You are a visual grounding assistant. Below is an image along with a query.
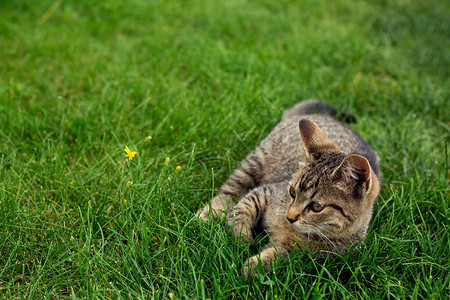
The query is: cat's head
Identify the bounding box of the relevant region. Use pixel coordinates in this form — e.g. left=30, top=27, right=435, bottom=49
left=286, top=119, right=380, bottom=242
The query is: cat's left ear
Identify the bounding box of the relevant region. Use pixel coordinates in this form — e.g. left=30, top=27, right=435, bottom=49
left=298, top=119, right=340, bottom=158
left=332, top=154, right=372, bottom=192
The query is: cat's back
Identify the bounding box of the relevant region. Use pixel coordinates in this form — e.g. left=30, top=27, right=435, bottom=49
left=258, top=113, right=380, bottom=184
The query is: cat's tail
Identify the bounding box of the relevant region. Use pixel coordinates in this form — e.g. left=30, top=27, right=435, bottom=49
left=282, top=100, right=357, bottom=124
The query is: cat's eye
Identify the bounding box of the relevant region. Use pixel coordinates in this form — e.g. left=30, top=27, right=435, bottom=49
left=289, top=186, right=296, bottom=199
left=309, top=202, right=325, bottom=213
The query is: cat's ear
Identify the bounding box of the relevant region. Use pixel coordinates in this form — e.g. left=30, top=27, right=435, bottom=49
left=298, top=119, right=340, bottom=158
left=332, top=154, right=372, bottom=192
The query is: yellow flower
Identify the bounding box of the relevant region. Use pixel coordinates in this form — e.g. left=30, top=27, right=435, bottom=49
left=165, top=157, right=170, bottom=165
left=145, top=136, right=152, bottom=143
left=126, top=181, right=133, bottom=187
left=176, top=166, right=181, bottom=173
left=124, top=146, right=137, bottom=160
left=123, top=199, right=128, bottom=204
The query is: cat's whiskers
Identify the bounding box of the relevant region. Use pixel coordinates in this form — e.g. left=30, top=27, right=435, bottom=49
left=309, top=225, right=338, bottom=251
left=317, top=226, right=337, bottom=236
left=319, top=231, right=338, bottom=251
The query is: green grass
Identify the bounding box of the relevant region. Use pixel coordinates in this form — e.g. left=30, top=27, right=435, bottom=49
left=0, top=0, right=448, bottom=298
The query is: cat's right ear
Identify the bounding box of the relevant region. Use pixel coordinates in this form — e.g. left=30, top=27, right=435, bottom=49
left=331, top=154, right=373, bottom=193
left=298, top=119, right=339, bottom=158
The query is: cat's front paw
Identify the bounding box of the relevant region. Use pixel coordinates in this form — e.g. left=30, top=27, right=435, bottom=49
left=227, top=212, right=254, bottom=243
left=242, top=256, right=260, bottom=278
left=242, top=247, right=280, bottom=278
left=196, top=205, right=210, bottom=222
left=196, top=195, right=235, bottom=222
left=196, top=205, right=225, bottom=222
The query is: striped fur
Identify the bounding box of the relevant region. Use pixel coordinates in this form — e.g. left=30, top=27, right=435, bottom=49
left=197, top=100, right=381, bottom=277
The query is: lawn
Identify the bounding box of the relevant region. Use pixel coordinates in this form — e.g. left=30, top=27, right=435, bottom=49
left=0, top=0, right=448, bottom=298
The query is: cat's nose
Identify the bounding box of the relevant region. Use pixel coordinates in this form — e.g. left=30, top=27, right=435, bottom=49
left=287, top=210, right=300, bottom=223
left=287, top=216, right=298, bottom=224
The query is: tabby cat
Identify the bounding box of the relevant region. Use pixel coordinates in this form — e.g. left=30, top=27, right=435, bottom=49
left=198, top=100, right=381, bottom=277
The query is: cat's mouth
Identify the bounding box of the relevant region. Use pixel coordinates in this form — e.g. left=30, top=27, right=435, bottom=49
left=290, top=222, right=333, bottom=240
left=290, top=222, right=318, bottom=234
left=291, top=224, right=324, bottom=241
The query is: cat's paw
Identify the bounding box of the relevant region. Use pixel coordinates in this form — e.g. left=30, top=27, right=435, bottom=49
left=196, top=195, right=234, bottom=221
left=242, top=247, right=280, bottom=278
left=235, top=227, right=254, bottom=243
left=227, top=214, right=254, bottom=243
left=196, top=205, right=210, bottom=222
left=242, top=256, right=260, bottom=278
left=196, top=205, right=225, bottom=222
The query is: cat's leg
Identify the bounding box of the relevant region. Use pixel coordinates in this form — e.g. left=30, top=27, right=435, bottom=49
left=198, top=148, right=266, bottom=221
left=226, top=186, right=268, bottom=242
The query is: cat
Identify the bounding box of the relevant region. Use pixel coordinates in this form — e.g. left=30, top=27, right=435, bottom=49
left=198, top=100, right=381, bottom=277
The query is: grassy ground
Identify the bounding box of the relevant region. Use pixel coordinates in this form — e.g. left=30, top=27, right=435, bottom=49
left=0, top=0, right=448, bottom=298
